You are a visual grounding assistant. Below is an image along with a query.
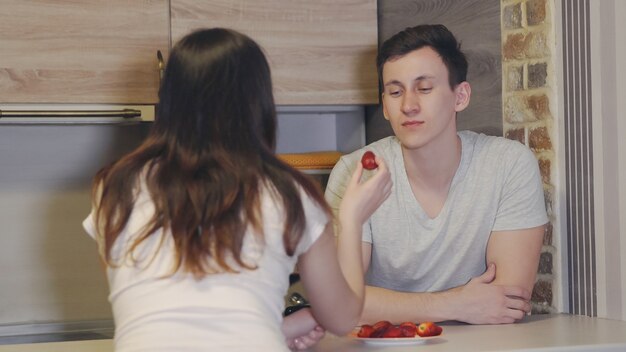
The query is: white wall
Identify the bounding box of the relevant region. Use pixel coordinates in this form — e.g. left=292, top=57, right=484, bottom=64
left=590, top=0, right=626, bottom=321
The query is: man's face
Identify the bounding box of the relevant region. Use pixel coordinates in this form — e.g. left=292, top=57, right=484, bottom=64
left=381, top=46, right=469, bottom=151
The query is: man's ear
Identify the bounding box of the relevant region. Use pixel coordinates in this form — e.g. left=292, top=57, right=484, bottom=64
left=381, top=93, right=390, bottom=121
left=454, top=81, right=471, bottom=112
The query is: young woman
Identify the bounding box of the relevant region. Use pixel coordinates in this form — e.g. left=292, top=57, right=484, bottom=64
left=83, top=28, right=391, bottom=351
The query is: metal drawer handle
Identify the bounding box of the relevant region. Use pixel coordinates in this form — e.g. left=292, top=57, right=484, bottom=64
left=0, top=109, right=141, bottom=119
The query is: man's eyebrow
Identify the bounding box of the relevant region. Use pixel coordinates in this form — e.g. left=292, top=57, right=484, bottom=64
left=383, top=75, right=435, bottom=87
left=414, top=75, right=435, bottom=82
left=383, top=80, right=403, bottom=87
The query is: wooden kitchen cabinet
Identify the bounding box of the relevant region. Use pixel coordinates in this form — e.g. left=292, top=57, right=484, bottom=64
left=0, top=0, right=170, bottom=104
left=0, top=0, right=377, bottom=106
left=170, top=0, right=379, bottom=105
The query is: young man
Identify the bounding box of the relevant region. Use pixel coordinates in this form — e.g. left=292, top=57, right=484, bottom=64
left=325, top=24, right=548, bottom=325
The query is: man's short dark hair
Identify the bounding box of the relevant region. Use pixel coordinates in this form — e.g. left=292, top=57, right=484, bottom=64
left=376, top=24, right=468, bottom=89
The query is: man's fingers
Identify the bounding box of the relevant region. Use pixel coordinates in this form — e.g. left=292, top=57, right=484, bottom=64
left=505, top=295, right=531, bottom=313
left=505, top=307, right=527, bottom=321
left=476, top=262, right=496, bottom=283
left=374, top=155, right=388, bottom=173
left=499, top=314, right=518, bottom=324
left=502, top=285, right=531, bottom=301
left=348, top=160, right=364, bottom=187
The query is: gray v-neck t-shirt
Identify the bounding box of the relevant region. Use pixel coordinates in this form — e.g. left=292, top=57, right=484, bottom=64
left=324, top=131, right=548, bottom=292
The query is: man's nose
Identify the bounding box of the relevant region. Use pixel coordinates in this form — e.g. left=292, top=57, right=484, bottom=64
left=401, top=92, right=420, bottom=115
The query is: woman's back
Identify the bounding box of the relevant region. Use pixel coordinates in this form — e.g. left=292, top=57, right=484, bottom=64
left=84, top=180, right=328, bottom=351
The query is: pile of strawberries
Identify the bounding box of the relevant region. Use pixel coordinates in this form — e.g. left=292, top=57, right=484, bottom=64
left=357, top=320, right=443, bottom=338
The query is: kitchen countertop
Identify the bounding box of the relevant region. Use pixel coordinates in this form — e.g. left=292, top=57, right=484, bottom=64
left=0, top=339, right=112, bottom=352
left=312, top=314, right=626, bottom=352
left=1, top=314, right=625, bottom=351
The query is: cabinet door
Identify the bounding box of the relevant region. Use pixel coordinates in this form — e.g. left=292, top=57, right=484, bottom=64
left=0, top=0, right=169, bottom=104
left=171, top=0, right=378, bottom=105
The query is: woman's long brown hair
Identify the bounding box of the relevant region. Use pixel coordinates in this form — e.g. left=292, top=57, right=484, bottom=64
left=93, top=28, right=330, bottom=277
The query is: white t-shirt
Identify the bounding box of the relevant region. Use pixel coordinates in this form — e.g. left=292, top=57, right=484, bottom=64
left=325, top=131, right=548, bottom=292
left=83, top=181, right=328, bottom=352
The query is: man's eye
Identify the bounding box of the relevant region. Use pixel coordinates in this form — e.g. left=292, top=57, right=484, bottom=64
left=418, top=88, right=432, bottom=93
left=389, top=90, right=402, bottom=97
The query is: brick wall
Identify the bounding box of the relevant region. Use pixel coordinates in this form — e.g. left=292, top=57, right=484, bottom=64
left=501, top=0, right=557, bottom=314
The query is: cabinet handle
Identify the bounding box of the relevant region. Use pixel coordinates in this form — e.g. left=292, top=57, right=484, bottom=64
left=0, top=109, right=141, bottom=118
left=157, top=50, right=165, bottom=83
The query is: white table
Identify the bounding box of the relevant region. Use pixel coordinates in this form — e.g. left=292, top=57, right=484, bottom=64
left=311, top=314, right=626, bottom=351
left=0, top=314, right=624, bottom=351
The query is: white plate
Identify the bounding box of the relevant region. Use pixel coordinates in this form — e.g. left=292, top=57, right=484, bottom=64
left=352, top=335, right=439, bottom=346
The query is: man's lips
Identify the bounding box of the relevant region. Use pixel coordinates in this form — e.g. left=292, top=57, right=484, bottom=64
left=402, top=120, right=424, bottom=127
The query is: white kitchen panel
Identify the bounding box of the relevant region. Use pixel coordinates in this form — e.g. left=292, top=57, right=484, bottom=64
left=275, top=105, right=366, bottom=154
left=0, top=124, right=149, bottom=328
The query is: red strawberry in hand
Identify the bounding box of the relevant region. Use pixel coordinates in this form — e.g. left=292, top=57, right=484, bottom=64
left=416, top=322, right=443, bottom=337
left=361, top=151, right=378, bottom=170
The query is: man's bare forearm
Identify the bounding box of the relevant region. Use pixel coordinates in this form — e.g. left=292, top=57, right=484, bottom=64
left=359, top=264, right=532, bottom=325
left=359, top=285, right=458, bottom=324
